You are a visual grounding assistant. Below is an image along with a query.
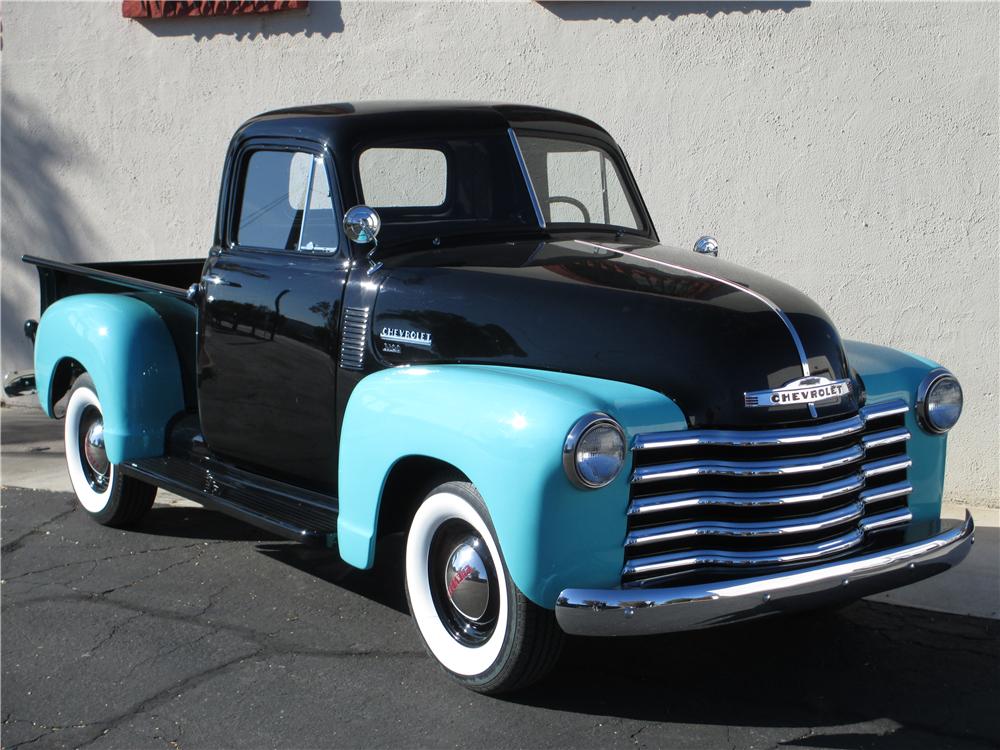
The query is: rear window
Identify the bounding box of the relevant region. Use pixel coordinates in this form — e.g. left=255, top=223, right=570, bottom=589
left=359, top=148, right=448, bottom=207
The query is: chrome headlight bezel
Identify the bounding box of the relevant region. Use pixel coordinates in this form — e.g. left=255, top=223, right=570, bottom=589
left=563, top=412, right=627, bottom=489
left=916, top=368, right=963, bottom=434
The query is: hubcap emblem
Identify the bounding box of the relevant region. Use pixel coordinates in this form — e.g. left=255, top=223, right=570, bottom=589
left=444, top=538, right=491, bottom=622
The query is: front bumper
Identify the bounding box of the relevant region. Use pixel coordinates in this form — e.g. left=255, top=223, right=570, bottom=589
left=555, top=511, right=975, bottom=636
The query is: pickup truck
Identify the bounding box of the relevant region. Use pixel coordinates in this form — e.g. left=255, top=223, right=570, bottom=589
left=17, top=102, right=973, bottom=694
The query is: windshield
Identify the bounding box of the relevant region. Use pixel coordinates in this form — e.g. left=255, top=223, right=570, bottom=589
left=514, top=133, right=642, bottom=231
left=354, top=129, right=645, bottom=250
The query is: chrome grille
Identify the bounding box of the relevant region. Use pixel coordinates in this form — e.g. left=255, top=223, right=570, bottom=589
left=624, top=400, right=912, bottom=587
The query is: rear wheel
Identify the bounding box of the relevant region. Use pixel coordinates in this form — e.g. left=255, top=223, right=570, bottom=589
left=64, top=374, right=157, bottom=527
left=404, top=481, right=563, bottom=694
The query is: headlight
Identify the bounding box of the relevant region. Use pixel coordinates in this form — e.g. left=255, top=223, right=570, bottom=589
left=563, top=413, right=626, bottom=489
left=917, top=369, right=963, bottom=434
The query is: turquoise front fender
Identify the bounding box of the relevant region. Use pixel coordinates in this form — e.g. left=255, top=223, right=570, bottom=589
left=34, top=294, right=186, bottom=464
left=337, top=365, right=685, bottom=607
left=845, top=340, right=950, bottom=523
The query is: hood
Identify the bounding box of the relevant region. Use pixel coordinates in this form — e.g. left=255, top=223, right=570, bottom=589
left=370, top=238, right=859, bottom=428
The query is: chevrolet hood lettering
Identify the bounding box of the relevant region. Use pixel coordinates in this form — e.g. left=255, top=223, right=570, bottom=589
left=744, top=376, right=852, bottom=408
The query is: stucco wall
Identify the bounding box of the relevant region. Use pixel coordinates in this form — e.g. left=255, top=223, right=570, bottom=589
left=2, top=1, right=997, bottom=506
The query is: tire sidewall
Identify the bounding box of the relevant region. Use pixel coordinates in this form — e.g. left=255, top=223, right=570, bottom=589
left=405, top=482, right=520, bottom=686
left=64, top=377, right=118, bottom=521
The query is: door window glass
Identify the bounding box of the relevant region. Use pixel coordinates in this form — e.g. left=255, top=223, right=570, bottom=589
left=236, top=150, right=339, bottom=253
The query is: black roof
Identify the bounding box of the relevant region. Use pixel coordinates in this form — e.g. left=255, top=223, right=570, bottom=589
left=235, top=101, right=613, bottom=149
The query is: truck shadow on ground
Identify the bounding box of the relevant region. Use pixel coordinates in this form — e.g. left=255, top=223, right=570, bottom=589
left=134, top=506, right=999, bottom=747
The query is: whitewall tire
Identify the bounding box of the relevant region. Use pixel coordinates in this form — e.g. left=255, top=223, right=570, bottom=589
left=64, top=374, right=157, bottom=527
left=404, top=481, right=563, bottom=694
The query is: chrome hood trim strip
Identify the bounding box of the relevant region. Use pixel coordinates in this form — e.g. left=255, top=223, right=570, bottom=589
left=575, top=238, right=820, bottom=416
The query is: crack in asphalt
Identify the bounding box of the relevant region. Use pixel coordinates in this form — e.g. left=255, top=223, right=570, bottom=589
left=2, top=541, right=223, bottom=583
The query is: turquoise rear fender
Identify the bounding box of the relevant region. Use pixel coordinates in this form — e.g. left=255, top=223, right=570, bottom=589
left=845, top=340, right=950, bottom=523
left=337, top=365, right=686, bottom=607
left=34, top=294, right=186, bottom=465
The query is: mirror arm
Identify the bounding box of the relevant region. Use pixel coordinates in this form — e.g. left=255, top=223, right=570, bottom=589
left=366, top=238, right=383, bottom=275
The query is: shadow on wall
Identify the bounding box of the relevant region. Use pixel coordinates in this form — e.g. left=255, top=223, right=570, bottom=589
left=0, top=92, right=96, bottom=374
left=538, top=1, right=810, bottom=22
left=130, top=1, right=343, bottom=40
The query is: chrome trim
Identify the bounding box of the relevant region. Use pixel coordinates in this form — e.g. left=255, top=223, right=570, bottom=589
left=859, top=481, right=913, bottom=505
left=634, top=414, right=864, bottom=450
left=556, top=512, right=974, bottom=636
left=574, top=239, right=819, bottom=413
left=862, top=455, right=912, bottom=477
left=860, top=507, right=913, bottom=532
left=632, top=400, right=909, bottom=452
left=623, top=528, right=865, bottom=577
left=628, top=474, right=866, bottom=515
left=508, top=128, right=546, bottom=229
left=861, top=426, right=911, bottom=449
left=626, top=501, right=864, bottom=546
left=631, top=445, right=863, bottom=484
left=693, top=235, right=719, bottom=257
left=339, top=307, right=370, bottom=371
left=860, top=399, right=910, bottom=420
left=444, top=536, right=492, bottom=622
left=744, top=375, right=852, bottom=409
left=562, top=412, right=625, bottom=490
left=916, top=368, right=962, bottom=434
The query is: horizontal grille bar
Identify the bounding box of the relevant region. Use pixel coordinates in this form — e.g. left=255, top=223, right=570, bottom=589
left=863, top=456, right=912, bottom=477
left=862, top=427, right=910, bottom=450
left=860, top=480, right=912, bottom=505
left=623, top=528, right=865, bottom=577
left=632, top=399, right=908, bottom=451
left=628, top=473, right=866, bottom=515
left=626, top=500, right=864, bottom=547
left=632, top=444, right=864, bottom=484
left=860, top=507, right=913, bottom=532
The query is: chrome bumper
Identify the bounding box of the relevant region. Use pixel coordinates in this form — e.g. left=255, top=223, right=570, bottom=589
left=555, top=512, right=975, bottom=637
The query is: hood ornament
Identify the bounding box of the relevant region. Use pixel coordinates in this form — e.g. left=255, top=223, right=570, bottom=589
left=693, top=236, right=719, bottom=257
left=745, top=375, right=852, bottom=408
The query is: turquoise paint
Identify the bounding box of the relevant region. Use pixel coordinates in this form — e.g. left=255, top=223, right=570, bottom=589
left=338, top=365, right=686, bottom=607
left=844, top=340, right=949, bottom=523
left=34, top=294, right=186, bottom=464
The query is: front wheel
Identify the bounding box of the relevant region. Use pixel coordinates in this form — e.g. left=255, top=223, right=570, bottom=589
left=64, top=374, right=157, bottom=527
left=404, top=481, right=563, bottom=694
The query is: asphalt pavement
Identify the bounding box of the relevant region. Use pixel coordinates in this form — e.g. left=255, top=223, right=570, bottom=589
left=2, top=405, right=999, bottom=749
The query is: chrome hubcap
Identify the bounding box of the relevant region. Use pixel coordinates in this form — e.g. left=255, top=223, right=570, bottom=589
left=443, top=537, right=491, bottom=622
left=84, top=420, right=109, bottom=477
left=78, top=406, right=109, bottom=491
left=428, top=520, right=500, bottom=646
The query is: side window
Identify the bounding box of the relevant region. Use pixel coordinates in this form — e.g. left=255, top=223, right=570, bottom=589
left=235, top=150, right=339, bottom=253
left=358, top=148, right=448, bottom=208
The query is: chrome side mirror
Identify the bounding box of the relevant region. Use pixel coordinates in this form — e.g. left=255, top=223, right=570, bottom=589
left=343, top=205, right=381, bottom=244
left=343, top=205, right=383, bottom=274
left=693, top=235, right=719, bottom=257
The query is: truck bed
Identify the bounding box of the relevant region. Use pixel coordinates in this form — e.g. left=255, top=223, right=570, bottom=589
left=23, top=254, right=204, bottom=410
left=23, top=255, right=204, bottom=312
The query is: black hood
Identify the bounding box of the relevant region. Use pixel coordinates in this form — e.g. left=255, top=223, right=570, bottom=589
left=370, top=238, right=859, bottom=428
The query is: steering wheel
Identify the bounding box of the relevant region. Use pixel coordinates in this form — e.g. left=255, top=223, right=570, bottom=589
left=546, top=196, right=591, bottom=224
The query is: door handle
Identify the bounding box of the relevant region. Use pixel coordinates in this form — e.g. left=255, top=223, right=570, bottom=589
left=203, top=274, right=241, bottom=288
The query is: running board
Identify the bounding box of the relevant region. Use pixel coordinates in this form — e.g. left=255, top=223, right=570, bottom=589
left=123, top=455, right=339, bottom=547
